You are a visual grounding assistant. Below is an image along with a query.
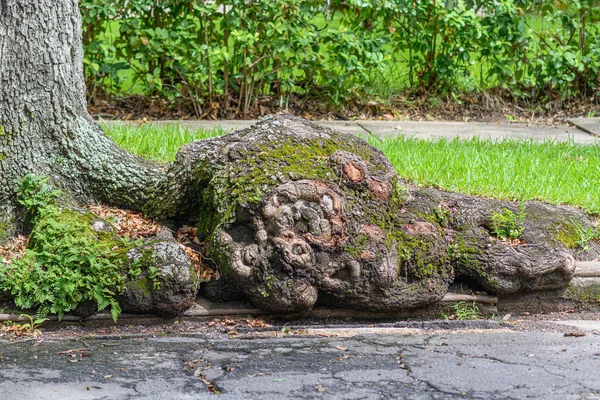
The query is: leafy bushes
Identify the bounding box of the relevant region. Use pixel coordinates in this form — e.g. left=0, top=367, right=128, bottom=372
left=0, top=176, right=128, bottom=320
left=80, top=0, right=600, bottom=115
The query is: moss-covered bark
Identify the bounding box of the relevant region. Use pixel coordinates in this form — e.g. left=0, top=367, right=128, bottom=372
left=147, top=115, right=453, bottom=312
left=405, top=188, right=596, bottom=294
left=146, top=114, right=597, bottom=313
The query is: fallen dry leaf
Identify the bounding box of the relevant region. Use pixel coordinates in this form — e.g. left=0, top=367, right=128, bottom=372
left=0, top=235, right=28, bottom=264
left=85, top=204, right=160, bottom=239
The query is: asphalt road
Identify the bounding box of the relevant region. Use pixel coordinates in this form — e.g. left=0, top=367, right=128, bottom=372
left=2, top=321, right=600, bottom=400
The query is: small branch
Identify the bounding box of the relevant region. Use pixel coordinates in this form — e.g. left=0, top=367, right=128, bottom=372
left=55, top=347, right=92, bottom=355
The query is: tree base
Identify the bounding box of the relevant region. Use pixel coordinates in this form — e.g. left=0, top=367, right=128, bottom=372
left=2, top=114, right=596, bottom=318
left=0, top=206, right=18, bottom=245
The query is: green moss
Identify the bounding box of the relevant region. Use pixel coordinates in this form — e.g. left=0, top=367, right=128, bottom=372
left=452, top=235, right=499, bottom=286
left=454, top=236, right=484, bottom=274
left=139, top=246, right=155, bottom=267
left=413, top=211, right=440, bottom=226
left=0, top=221, right=8, bottom=242
left=552, top=222, right=580, bottom=249
left=362, top=204, right=449, bottom=280
left=346, top=234, right=370, bottom=259
left=434, top=205, right=451, bottom=228
left=454, top=236, right=482, bottom=258
left=228, top=137, right=342, bottom=208
left=399, top=234, right=446, bottom=279
left=126, top=277, right=154, bottom=297
left=29, top=210, right=113, bottom=251
left=565, top=285, right=600, bottom=304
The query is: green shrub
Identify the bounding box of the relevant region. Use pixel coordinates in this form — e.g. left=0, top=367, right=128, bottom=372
left=80, top=0, right=600, bottom=111
left=0, top=176, right=132, bottom=320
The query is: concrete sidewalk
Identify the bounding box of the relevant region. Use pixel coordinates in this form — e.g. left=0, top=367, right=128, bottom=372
left=568, top=116, right=600, bottom=136
left=102, top=118, right=600, bottom=144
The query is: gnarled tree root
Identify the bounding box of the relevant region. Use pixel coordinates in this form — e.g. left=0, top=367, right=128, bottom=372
left=147, top=114, right=596, bottom=314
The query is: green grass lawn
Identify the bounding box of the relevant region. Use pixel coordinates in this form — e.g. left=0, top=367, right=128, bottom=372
left=102, top=122, right=600, bottom=214
left=368, top=136, right=600, bottom=214
left=104, top=122, right=227, bottom=162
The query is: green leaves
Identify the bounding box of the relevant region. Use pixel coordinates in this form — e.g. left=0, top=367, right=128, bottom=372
left=15, top=175, right=61, bottom=224
left=490, top=206, right=526, bottom=241
left=79, top=0, right=600, bottom=111
left=1, top=176, right=129, bottom=321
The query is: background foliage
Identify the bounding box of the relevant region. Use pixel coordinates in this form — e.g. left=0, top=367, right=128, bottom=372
left=80, top=0, right=600, bottom=117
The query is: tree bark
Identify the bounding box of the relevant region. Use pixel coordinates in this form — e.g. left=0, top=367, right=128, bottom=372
left=404, top=188, right=595, bottom=294
left=0, top=1, right=594, bottom=316
left=147, top=115, right=452, bottom=312
left=0, top=0, right=159, bottom=242
left=0, top=1, right=193, bottom=318
left=146, top=114, right=593, bottom=313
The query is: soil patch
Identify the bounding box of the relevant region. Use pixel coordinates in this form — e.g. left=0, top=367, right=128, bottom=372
left=89, top=91, right=600, bottom=126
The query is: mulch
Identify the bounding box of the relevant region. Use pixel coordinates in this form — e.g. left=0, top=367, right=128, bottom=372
left=88, top=90, right=600, bottom=126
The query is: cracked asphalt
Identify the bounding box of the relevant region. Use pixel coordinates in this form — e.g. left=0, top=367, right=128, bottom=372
left=1, top=322, right=600, bottom=399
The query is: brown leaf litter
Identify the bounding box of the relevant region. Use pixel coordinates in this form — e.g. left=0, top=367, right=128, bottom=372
left=85, top=204, right=216, bottom=282
left=85, top=204, right=160, bottom=239
left=0, top=235, right=28, bottom=265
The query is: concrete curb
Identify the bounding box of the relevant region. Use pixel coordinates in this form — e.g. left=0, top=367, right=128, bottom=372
left=568, top=117, right=600, bottom=136
left=0, top=292, right=498, bottom=323
left=2, top=261, right=598, bottom=323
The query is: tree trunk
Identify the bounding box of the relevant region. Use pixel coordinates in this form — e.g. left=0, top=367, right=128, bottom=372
left=0, top=1, right=197, bottom=318
left=0, top=0, right=159, bottom=242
